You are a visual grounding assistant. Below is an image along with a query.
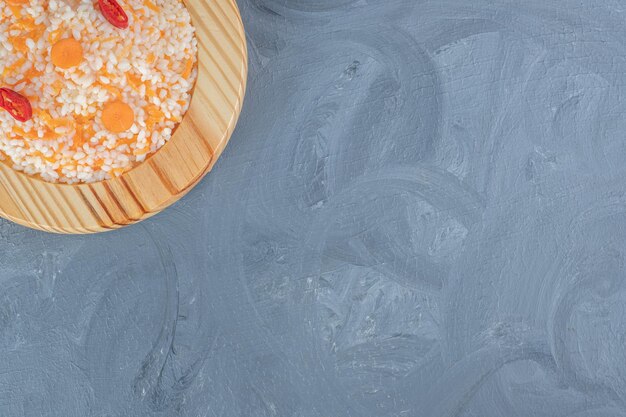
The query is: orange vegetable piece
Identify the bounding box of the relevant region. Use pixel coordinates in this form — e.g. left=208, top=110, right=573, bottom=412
left=145, top=103, right=164, bottom=129
left=50, top=38, right=83, bottom=69
left=116, top=137, right=136, bottom=146
left=31, top=25, right=46, bottom=42
left=125, top=72, right=142, bottom=90
left=13, top=126, right=37, bottom=139
left=8, top=4, right=23, bottom=18
left=133, top=146, right=149, bottom=155
left=99, top=84, right=123, bottom=100
left=51, top=80, right=64, bottom=95
left=121, top=43, right=132, bottom=58
left=18, top=17, right=36, bottom=30
left=181, top=58, right=193, bottom=79
left=110, top=167, right=126, bottom=176
left=33, top=151, right=56, bottom=163
left=74, top=123, right=85, bottom=148
left=48, top=28, right=64, bottom=44
left=144, top=0, right=159, bottom=12
left=23, top=66, right=42, bottom=80
left=9, top=36, right=28, bottom=53
left=102, top=101, right=134, bottom=133
left=4, top=57, right=26, bottom=76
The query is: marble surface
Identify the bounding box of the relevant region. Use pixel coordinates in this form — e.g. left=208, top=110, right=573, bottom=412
left=3, top=0, right=626, bottom=415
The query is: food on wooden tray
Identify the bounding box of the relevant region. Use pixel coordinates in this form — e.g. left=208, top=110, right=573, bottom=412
left=0, top=0, right=198, bottom=183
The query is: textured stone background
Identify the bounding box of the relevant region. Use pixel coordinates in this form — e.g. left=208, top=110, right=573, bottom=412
left=3, top=0, right=626, bottom=416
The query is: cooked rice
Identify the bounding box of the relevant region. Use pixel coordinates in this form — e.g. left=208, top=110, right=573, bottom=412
left=0, top=0, right=198, bottom=183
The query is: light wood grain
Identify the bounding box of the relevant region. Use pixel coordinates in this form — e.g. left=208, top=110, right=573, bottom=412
left=0, top=0, right=247, bottom=234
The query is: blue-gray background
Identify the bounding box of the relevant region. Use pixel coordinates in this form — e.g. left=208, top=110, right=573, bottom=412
left=2, top=0, right=626, bottom=416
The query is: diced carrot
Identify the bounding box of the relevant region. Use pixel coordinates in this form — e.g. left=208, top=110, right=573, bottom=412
left=33, top=151, right=56, bottom=163
left=98, top=36, right=117, bottom=43
left=13, top=126, right=34, bottom=139
left=181, top=57, right=193, bottom=79
left=146, top=103, right=164, bottom=120
left=126, top=72, right=142, bottom=90
left=3, top=57, right=26, bottom=76
left=51, top=80, right=64, bottom=95
left=99, top=84, right=122, bottom=100
left=38, top=110, right=72, bottom=130
left=145, top=104, right=164, bottom=129
left=73, top=123, right=85, bottom=148
left=85, top=125, right=95, bottom=140
left=23, top=66, right=42, bottom=79
left=48, top=28, right=64, bottom=44
left=9, top=36, right=28, bottom=53
left=32, top=26, right=45, bottom=42
left=41, top=127, right=61, bottom=140
left=116, top=137, right=136, bottom=146
left=121, top=43, right=132, bottom=58
left=144, top=0, right=159, bottom=12
left=16, top=19, right=45, bottom=41
left=38, top=110, right=53, bottom=126
left=18, top=17, right=36, bottom=29
left=8, top=4, right=22, bottom=19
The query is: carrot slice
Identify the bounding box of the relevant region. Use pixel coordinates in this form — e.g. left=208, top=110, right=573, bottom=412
left=50, top=38, right=83, bottom=69
left=102, top=101, right=134, bottom=133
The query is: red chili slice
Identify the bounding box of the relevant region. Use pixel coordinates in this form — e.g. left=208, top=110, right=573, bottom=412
left=0, top=88, right=33, bottom=122
left=98, top=0, right=129, bottom=29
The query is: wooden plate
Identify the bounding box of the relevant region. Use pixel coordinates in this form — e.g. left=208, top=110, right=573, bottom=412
left=0, top=0, right=247, bottom=234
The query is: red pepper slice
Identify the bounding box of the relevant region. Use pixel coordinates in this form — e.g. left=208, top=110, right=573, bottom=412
left=98, top=0, right=129, bottom=29
left=0, top=88, right=32, bottom=122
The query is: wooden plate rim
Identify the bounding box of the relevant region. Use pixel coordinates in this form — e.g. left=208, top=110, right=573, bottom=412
left=0, top=0, right=247, bottom=234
